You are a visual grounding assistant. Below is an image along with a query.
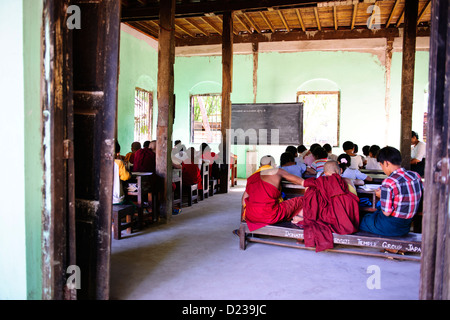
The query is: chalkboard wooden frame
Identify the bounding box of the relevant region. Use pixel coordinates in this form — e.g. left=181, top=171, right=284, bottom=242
left=231, top=102, right=303, bottom=145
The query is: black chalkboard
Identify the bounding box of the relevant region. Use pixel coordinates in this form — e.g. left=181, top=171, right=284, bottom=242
left=231, top=103, right=303, bottom=145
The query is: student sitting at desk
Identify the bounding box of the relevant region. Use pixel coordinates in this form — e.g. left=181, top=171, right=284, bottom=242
left=323, top=143, right=338, bottom=161
left=278, top=152, right=306, bottom=177
left=365, top=145, right=382, bottom=170
left=296, top=145, right=307, bottom=164
left=307, top=146, right=328, bottom=177
left=303, top=143, right=321, bottom=167
left=359, top=146, right=423, bottom=237
left=181, top=147, right=203, bottom=191
left=338, top=153, right=373, bottom=185
left=290, top=160, right=360, bottom=252
left=133, top=140, right=156, bottom=173
left=342, top=141, right=364, bottom=169
left=124, top=141, right=141, bottom=169
left=113, top=141, right=131, bottom=204
left=241, top=155, right=305, bottom=232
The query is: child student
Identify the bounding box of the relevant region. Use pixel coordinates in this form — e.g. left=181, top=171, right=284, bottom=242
left=306, top=146, right=329, bottom=177
left=359, top=146, right=423, bottom=237
left=342, top=141, right=364, bottom=169
left=323, top=143, right=338, bottom=161
left=365, top=145, right=382, bottom=170
left=338, top=153, right=373, bottom=185
left=303, top=143, right=321, bottom=167
left=296, top=145, right=308, bottom=164
left=279, top=152, right=306, bottom=177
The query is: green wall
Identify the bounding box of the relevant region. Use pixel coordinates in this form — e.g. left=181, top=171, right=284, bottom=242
left=119, top=31, right=429, bottom=179
left=0, top=0, right=43, bottom=299
left=117, top=29, right=159, bottom=154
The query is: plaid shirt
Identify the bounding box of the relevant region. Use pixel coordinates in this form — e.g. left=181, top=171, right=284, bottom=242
left=380, top=168, right=423, bottom=219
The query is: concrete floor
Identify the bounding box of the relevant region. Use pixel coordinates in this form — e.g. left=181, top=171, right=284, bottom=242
left=110, top=179, right=421, bottom=300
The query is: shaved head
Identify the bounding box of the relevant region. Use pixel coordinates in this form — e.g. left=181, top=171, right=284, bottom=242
left=324, top=160, right=340, bottom=175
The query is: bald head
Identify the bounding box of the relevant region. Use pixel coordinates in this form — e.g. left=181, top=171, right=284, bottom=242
left=323, top=160, right=341, bottom=176
left=260, top=155, right=276, bottom=167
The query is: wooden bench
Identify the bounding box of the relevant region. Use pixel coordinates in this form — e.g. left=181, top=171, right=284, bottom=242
left=238, top=221, right=422, bottom=261
left=182, top=183, right=198, bottom=206
left=200, top=162, right=210, bottom=200
left=172, top=168, right=182, bottom=209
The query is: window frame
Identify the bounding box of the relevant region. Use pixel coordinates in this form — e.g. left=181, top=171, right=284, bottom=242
left=190, top=93, right=222, bottom=144
left=134, top=87, right=153, bottom=144
left=296, top=90, right=341, bottom=147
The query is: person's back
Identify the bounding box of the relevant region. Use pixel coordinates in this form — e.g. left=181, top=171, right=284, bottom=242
left=133, top=145, right=156, bottom=173
left=279, top=152, right=306, bottom=177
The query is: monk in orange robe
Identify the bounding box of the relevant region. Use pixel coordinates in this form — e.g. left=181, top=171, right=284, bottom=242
left=241, top=156, right=305, bottom=231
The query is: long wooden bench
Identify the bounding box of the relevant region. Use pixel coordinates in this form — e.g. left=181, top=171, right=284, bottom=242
left=238, top=221, right=422, bottom=261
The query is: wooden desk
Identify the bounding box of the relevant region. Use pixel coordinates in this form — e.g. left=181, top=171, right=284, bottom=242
left=356, top=185, right=380, bottom=211
left=281, top=182, right=305, bottom=199
left=127, top=172, right=154, bottom=228
left=360, top=169, right=384, bottom=174
left=366, top=173, right=387, bottom=184
left=172, top=168, right=182, bottom=209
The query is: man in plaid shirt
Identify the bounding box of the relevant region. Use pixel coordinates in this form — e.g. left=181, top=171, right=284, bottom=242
left=359, top=146, right=423, bottom=237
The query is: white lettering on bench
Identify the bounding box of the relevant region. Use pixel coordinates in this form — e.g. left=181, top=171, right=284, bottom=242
left=334, top=238, right=350, bottom=245
left=357, top=239, right=377, bottom=247
left=381, top=242, right=403, bottom=251
left=284, top=230, right=302, bottom=239
left=406, top=244, right=421, bottom=253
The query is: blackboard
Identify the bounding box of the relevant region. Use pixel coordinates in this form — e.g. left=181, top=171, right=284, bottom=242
left=231, top=103, right=303, bottom=145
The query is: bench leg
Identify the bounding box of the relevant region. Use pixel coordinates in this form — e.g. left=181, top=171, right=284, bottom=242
left=239, top=223, right=246, bottom=250
left=113, top=210, right=120, bottom=240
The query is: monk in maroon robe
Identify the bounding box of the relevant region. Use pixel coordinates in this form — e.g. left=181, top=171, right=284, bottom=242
left=133, top=144, right=156, bottom=173
left=292, top=161, right=360, bottom=252
left=241, top=156, right=305, bottom=232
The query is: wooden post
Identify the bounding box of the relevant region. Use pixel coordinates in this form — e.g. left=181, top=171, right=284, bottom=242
left=252, top=42, right=258, bottom=104
left=419, top=0, right=450, bottom=300
left=219, top=10, right=233, bottom=193
left=156, top=0, right=175, bottom=221
left=384, top=37, right=393, bottom=146
left=399, top=0, right=418, bottom=169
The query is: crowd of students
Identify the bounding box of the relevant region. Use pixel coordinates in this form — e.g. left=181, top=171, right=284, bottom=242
left=242, top=136, right=424, bottom=249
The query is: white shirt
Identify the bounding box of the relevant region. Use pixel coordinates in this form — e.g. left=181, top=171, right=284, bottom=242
left=366, top=157, right=382, bottom=170
left=350, top=155, right=363, bottom=169
left=411, top=141, right=426, bottom=161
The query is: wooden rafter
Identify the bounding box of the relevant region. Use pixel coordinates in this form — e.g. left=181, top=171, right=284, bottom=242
left=351, top=2, right=358, bottom=30
left=295, top=8, right=305, bottom=32
left=417, top=0, right=431, bottom=25
left=235, top=13, right=252, bottom=33
left=184, top=18, right=209, bottom=36
left=386, top=0, right=401, bottom=27
left=314, top=7, right=321, bottom=31
left=217, top=15, right=238, bottom=35
left=201, top=16, right=222, bottom=35
left=260, top=11, right=275, bottom=33
left=277, top=9, right=290, bottom=31
left=333, top=6, right=337, bottom=30
left=175, top=22, right=196, bottom=38
left=396, top=8, right=405, bottom=27
left=243, top=12, right=261, bottom=33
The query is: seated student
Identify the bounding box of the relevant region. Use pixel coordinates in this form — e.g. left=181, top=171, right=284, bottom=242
left=411, top=131, right=426, bottom=177
left=241, top=155, right=305, bottom=232
left=113, top=141, right=132, bottom=204
left=307, top=146, right=328, bottom=177
left=323, top=143, right=338, bottom=161
left=365, top=145, right=382, bottom=170
left=133, top=140, right=156, bottom=173
left=303, top=143, right=321, bottom=167
left=342, top=141, right=364, bottom=170
left=359, top=146, right=423, bottom=237
left=338, top=153, right=373, bottom=185
left=278, top=152, right=306, bottom=177
left=362, top=145, right=370, bottom=158
left=124, top=141, right=141, bottom=169
left=290, top=160, right=360, bottom=252
left=296, top=145, right=308, bottom=164
left=181, top=147, right=203, bottom=191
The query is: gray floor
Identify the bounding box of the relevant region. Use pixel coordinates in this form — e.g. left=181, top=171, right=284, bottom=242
left=110, top=179, right=421, bottom=300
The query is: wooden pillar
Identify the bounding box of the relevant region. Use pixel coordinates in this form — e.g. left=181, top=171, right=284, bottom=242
left=252, top=42, right=258, bottom=104
left=384, top=37, right=394, bottom=146
left=419, top=0, right=450, bottom=300
left=399, top=0, right=418, bottom=169
left=156, top=0, right=175, bottom=221
left=219, top=10, right=233, bottom=193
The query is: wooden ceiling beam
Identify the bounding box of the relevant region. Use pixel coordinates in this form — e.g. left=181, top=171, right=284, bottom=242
left=200, top=16, right=223, bottom=35
left=333, top=6, right=337, bottom=30
left=184, top=18, right=209, bottom=36
left=243, top=12, right=261, bottom=33
left=385, top=0, right=400, bottom=27
left=235, top=13, right=253, bottom=33
left=295, top=8, right=305, bottom=32
left=260, top=11, right=275, bottom=33
left=176, top=26, right=430, bottom=47
left=121, top=0, right=332, bottom=22
left=417, top=0, right=431, bottom=25
left=313, top=7, right=321, bottom=31
left=277, top=9, right=291, bottom=31
left=350, top=3, right=358, bottom=30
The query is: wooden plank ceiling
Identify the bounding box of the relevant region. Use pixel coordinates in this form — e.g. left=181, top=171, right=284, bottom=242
left=121, top=0, right=432, bottom=46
